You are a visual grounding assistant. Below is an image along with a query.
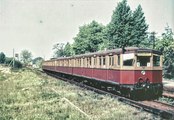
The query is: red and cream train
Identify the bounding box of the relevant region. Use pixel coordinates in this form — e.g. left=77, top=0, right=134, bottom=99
left=42, top=47, right=163, bottom=99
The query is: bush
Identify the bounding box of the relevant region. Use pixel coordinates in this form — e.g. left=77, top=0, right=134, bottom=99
left=0, top=52, right=6, bottom=64
left=5, top=57, right=23, bottom=69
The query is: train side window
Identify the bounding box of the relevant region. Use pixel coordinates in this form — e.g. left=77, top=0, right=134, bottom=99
left=77, top=59, right=79, bottom=67
left=77, top=59, right=78, bottom=67
left=78, top=59, right=80, bottom=67
left=81, top=58, right=83, bottom=67
left=103, top=56, right=105, bottom=66
left=79, top=58, right=82, bottom=67
left=86, top=58, right=89, bottom=67
left=87, top=57, right=91, bottom=68
left=109, top=56, right=114, bottom=66
left=93, top=57, right=96, bottom=67
left=118, top=55, right=120, bottom=66
left=75, top=59, right=77, bottom=67
left=63, top=60, right=65, bottom=66
left=89, top=57, right=91, bottom=67
left=68, top=59, right=70, bottom=67
left=153, top=55, right=160, bottom=66
left=99, top=57, right=102, bottom=66
left=67, top=59, right=69, bottom=67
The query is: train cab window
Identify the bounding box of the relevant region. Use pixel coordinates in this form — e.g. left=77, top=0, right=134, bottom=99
left=153, top=55, right=160, bottom=66
left=137, top=56, right=150, bottom=67
left=123, top=53, right=134, bottom=66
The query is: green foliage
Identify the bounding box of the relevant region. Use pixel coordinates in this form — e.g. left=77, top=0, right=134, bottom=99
left=107, top=0, right=133, bottom=49
left=53, top=43, right=65, bottom=57
left=107, top=0, right=148, bottom=49
left=132, top=5, right=148, bottom=47
left=20, top=50, right=32, bottom=65
left=53, top=42, right=73, bottom=57
left=64, top=42, right=73, bottom=57
left=14, top=60, right=23, bottom=69
left=155, top=26, right=174, bottom=79
left=32, top=57, right=44, bottom=68
left=0, top=52, right=6, bottom=64
left=73, top=20, right=105, bottom=54
left=5, top=57, right=22, bottom=68
left=98, top=26, right=110, bottom=50
left=51, top=0, right=148, bottom=55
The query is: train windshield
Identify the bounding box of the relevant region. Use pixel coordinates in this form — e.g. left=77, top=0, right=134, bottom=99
left=137, top=56, right=151, bottom=67
left=123, top=53, right=134, bottom=66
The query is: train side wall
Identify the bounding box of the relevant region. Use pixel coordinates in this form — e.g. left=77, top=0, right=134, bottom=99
left=43, top=65, right=162, bottom=85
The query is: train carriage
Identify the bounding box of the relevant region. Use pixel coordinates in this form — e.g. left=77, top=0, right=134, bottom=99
left=42, top=47, right=163, bottom=99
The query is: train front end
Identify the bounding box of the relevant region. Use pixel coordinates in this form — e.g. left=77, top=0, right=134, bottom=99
left=120, top=49, right=163, bottom=99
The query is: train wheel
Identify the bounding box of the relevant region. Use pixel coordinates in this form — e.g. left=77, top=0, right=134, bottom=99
left=130, top=90, right=137, bottom=100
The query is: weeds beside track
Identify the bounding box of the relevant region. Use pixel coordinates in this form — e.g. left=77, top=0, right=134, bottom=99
left=45, top=70, right=174, bottom=119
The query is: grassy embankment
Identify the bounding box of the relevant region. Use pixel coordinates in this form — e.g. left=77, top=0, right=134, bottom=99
left=0, top=66, right=157, bottom=120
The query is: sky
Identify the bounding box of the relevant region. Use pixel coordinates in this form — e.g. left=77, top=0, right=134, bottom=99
left=0, top=0, right=173, bottom=60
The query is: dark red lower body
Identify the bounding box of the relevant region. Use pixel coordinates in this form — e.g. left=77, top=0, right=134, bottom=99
left=43, top=66, right=163, bottom=99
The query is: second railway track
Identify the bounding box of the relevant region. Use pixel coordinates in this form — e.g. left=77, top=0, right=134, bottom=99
left=41, top=70, right=174, bottom=119
left=163, top=92, right=174, bottom=100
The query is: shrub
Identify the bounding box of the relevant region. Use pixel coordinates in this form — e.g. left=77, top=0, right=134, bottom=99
left=5, top=57, right=23, bottom=69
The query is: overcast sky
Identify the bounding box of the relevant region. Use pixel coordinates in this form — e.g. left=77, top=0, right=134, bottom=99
left=0, top=0, right=173, bottom=60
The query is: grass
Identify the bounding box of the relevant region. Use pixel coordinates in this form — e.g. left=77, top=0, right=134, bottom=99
left=158, top=97, right=174, bottom=106
left=0, top=66, right=158, bottom=120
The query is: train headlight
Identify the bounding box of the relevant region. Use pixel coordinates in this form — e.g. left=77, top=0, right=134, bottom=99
left=141, top=70, right=146, bottom=75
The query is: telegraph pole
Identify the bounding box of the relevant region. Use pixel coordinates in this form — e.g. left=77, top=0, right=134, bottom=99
left=13, top=48, right=15, bottom=68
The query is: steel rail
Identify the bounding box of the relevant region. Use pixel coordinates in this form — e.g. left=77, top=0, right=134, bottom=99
left=163, top=92, right=174, bottom=100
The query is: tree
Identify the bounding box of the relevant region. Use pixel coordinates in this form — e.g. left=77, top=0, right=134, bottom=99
left=0, top=52, right=6, bottom=64
left=107, top=0, right=133, bottom=49
left=32, top=57, right=44, bottom=68
left=64, top=42, right=73, bottom=57
left=20, top=50, right=32, bottom=65
left=98, top=26, right=110, bottom=50
left=149, top=32, right=157, bottom=49
left=73, top=20, right=105, bottom=54
left=155, top=25, right=174, bottom=79
left=107, top=0, right=148, bottom=49
left=132, top=5, right=148, bottom=47
left=53, top=43, right=65, bottom=57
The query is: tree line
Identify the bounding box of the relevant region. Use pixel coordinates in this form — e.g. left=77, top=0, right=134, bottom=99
left=53, top=0, right=148, bottom=56
left=53, top=0, right=174, bottom=79
left=0, top=50, right=43, bottom=69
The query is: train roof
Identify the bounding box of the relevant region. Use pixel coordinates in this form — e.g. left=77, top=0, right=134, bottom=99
left=47, top=47, right=162, bottom=61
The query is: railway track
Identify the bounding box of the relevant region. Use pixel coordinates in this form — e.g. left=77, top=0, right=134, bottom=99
left=163, top=92, right=174, bottom=100
left=164, top=86, right=174, bottom=93
left=40, top=70, right=174, bottom=119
